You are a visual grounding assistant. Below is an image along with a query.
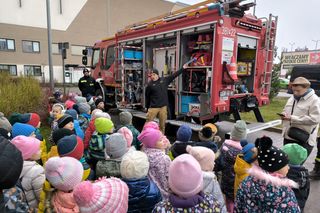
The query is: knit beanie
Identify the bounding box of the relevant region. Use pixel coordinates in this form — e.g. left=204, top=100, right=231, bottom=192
left=119, top=111, right=132, bottom=125
left=0, top=136, right=23, bottom=189
left=78, top=102, right=91, bottom=114
left=169, top=154, right=203, bottom=198
left=120, top=151, right=149, bottom=179
left=45, top=156, right=83, bottom=192
left=199, top=126, right=213, bottom=140
left=117, top=127, right=133, bottom=147
left=91, top=109, right=102, bottom=119
left=256, top=136, right=289, bottom=173
left=0, top=128, right=12, bottom=139
left=0, top=112, right=12, bottom=131
left=65, top=109, right=78, bottom=120
left=75, top=96, right=87, bottom=104
left=143, top=121, right=159, bottom=130
left=95, top=98, right=104, bottom=107
left=12, top=122, right=36, bottom=138
left=26, top=113, right=41, bottom=128
left=137, top=128, right=162, bottom=148
left=52, top=128, right=74, bottom=145
left=95, top=117, right=114, bottom=134
left=241, top=139, right=257, bottom=163
left=73, top=177, right=129, bottom=213
left=8, top=112, right=30, bottom=125
left=176, top=125, right=192, bottom=142
left=186, top=145, right=215, bottom=171
left=95, top=111, right=111, bottom=120
left=105, top=133, right=128, bottom=159
left=11, top=135, right=41, bottom=160
left=57, top=135, right=84, bottom=160
left=282, top=143, right=307, bottom=165
left=231, top=120, right=247, bottom=141
left=65, top=100, right=75, bottom=110
left=57, top=114, right=74, bottom=128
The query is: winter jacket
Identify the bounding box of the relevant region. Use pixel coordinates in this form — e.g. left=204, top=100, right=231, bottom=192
left=202, top=172, right=227, bottom=213
left=123, top=177, right=162, bottom=213
left=48, top=145, right=59, bottom=159
left=20, top=161, right=45, bottom=209
left=78, top=113, right=91, bottom=134
left=96, top=159, right=121, bottom=178
left=287, top=165, right=310, bottom=211
left=144, top=148, right=171, bottom=199
left=234, top=165, right=300, bottom=212
left=145, top=68, right=183, bottom=108
left=125, top=124, right=141, bottom=150
left=282, top=89, right=320, bottom=146
left=152, top=192, right=222, bottom=213
left=215, top=139, right=242, bottom=200
left=233, top=154, right=252, bottom=197
left=84, top=119, right=95, bottom=150
left=52, top=191, right=79, bottom=213
left=87, top=132, right=108, bottom=161
left=73, top=120, right=84, bottom=140
left=78, top=75, right=96, bottom=97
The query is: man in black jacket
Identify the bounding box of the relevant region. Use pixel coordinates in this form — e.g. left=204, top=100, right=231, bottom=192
left=145, top=63, right=188, bottom=133
left=78, top=68, right=96, bottom=98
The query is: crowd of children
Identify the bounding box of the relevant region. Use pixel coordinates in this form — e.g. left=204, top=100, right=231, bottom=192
left=0, top=92, right=313, bottom=213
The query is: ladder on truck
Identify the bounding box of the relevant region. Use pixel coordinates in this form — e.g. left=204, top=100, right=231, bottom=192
left=261, top=14, right=278, bottom=97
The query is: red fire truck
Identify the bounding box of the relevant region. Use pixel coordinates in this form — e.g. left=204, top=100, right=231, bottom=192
left=87, top=0, right=277, bottom=125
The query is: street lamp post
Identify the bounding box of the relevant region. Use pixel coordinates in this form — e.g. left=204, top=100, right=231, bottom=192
left=46, top=0, right=54, bottom=91
left=312, top=39, right=320, bottom=51
left=289, top=42, right=295, bottom=52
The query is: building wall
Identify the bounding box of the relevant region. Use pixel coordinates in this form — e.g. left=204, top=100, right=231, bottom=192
left=0, top=0, right=186, bottom=83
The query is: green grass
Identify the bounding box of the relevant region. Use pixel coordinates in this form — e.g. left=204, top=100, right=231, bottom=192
left=240, top=97, right=289, bottom=123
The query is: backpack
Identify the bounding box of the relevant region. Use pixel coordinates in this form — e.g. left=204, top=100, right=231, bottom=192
left=3, top=178, right=33, bottom=213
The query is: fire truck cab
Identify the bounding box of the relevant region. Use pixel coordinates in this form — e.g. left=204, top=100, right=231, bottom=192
left=89, top=0, right=277, bottom=124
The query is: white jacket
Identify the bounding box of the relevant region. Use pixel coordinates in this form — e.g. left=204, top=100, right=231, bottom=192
left=282, top=89, right=320, bottom=146
left=202, top=171, right=227, bottom=213
left=20, top=161, right=45, bottom=209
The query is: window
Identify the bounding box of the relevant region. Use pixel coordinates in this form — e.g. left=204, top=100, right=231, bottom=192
left=0, top=64, right=17, bottom=75
left=22, top=40, right=40, bottom=53
left=52, top=43, right=61, bottom=54
left=24, top=65, right=42, bottom=76
left=105, top=46, right=115, bottom=70
left=0, top=38, right=15, bottom=51
left=92, top=48, right=100, bottom=68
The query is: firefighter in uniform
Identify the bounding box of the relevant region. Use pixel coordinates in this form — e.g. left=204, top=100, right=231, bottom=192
left=145, top=62, right=189, bottom=133
left=78, top=68, right=96, bottom=99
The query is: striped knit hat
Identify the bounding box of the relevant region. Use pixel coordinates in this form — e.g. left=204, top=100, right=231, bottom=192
left=45, top=156, right=83, bottom=192
left=73, top=177, right=129, bottom=213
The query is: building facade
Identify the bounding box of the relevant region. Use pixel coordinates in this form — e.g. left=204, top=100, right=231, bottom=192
left=0, top=0, right=186, bottom=83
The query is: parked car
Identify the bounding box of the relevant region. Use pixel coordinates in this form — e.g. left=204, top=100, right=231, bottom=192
left=288, top=65, right=320, bottom=96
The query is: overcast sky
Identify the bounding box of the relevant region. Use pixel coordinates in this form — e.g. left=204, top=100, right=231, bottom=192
left=168, top=0, right=320, bottom=52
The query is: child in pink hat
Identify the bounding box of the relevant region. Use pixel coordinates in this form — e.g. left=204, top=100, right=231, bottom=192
left=45, top=156, right=83, bottom=213
left=11, top=136, right=45, bottom=210
left=73, top=177, right=129, bottom=213
left=138, top=128, right=171, bottom=198
left=186, top=145, right=226, bottom=212
left=117, top=126, right=135, bottom=151
left=153, top=154, right=223, bottom=212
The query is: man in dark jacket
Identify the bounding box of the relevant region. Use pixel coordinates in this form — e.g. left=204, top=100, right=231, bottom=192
left=145, top=63, right=189, bottom=133
left=78, top=68, right=96, bottom=98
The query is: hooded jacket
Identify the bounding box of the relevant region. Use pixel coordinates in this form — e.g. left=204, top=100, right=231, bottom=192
left=233, top=154, right=253, bottom=197
left=20, top=161, right=45, bottom=209
left=234, top=165, right=300, bottom=212
left=123, top=177, right=162, bottom=213
left=144, top=148, right=171, bottom=199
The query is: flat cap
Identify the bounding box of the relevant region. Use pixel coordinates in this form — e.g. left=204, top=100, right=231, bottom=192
left=291, top=77, right=311, bottom=86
